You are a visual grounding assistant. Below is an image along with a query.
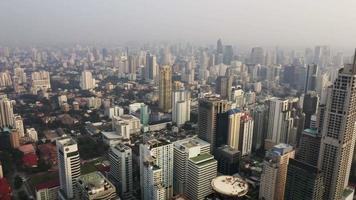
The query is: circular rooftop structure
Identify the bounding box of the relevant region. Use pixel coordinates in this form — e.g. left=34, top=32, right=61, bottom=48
left=211, top=176, right=249, bottom=197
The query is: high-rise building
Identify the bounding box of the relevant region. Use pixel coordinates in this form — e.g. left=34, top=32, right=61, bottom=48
left=296, top=128, right=321, bottom=167
left=31, top=71, right=51, bottom=94
left=198, top=96, right=231, bottom=153
left=57, top=136, right=81, bottom=200
left=172, top=90, right=190, bottom=126
left=215, top=76, right=232, bottom=100
left=145, top=53, right=158, bottom=82
left=173, top=137, right=210, bottom=194
left=140, top=104, right=150, bottom=126
left=215, top=145, right=240, bottom=175
left=77, top=171, right=117, bottom=200
left=284, top=159, right=324, bottom=200
left=265, top=97, right=302, bottom=149
left=250, top=47, right=264, bottom=65
left=80, top=70, right=96, bottom=90
left=0, top=97, right=14, bottom=128
left=159, top=65, right=172, bottom=112
left=259, top=143, right=295, bottom=200
left=14, top=115, right=25, bottom=137
left=140, top=139, right=173, bottom=200
left=108, top=143, right=133, bottom=197
left=318, top=59, right=356, bottom=199
left=186, top=153, right=217, bottom=200
left=223, top=45, right=234, bottom=65
left=303, top=92, right=319, bottom=129
left=251, top=104, right=268, bottom=151
left=239, top=113, right=254, bottom=156
left=305, top=64, right=318, bottom=93
left=10, top=129, right=20, bottom=149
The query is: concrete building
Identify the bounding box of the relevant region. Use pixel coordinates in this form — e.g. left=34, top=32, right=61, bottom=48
left=211, top=176, right=249, bottom=199
left=108, top=143, right=133, bottom=197
left=26, top=128, right=38, bottom=142
left=112, top=115, right=140, bottom=139
left=259, top=143, right=295, bottom=200
left=77, top=171, right=117, bottom=200
left=57, top=136, right=81, bottom=200
left=186, top=153, right=217, bottom=200
left=215, top=146, right=240, bottom=175
left=0, top=97, right=14, bottom=128
left=10, top=129, right=20, bottom=149
left=31, top=71, right=51, bottom=94
left=215, top=76, right=232, bottom=100
left=173, top=137, right=210, bottom=194
left=319, top=61, right=356, bottom=199
left=140, top=139, right=173, bottom=200
left=13, top=115, right=24, bottom=137
left=239, top=113, right=254, bottom=156
left=159, top=65, right=172, bottom=112
left=172, top=90, right=190, bottom=126
left=144, top=53, right=158, bottom=82
left=80, top=70, right=96, bottom=90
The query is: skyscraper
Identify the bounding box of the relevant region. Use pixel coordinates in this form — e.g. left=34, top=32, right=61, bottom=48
left=305, top=64, right=318, bottom=94
left=215, top=76, right=232, bottom=100
left=250, top=47, right=264, bottom=65
left=173, top=137, right=210, bottom=194
left=159, top=65, right=172, bottom=112
left=186, top=153, right=217, bottom=200
left=80, top=70, right=96, bottom=90
left=172, top=90, right=190, bottom=126
left=198, top=96, right=231, bottom=153
left=239, top=113, right=254, bottom=156
left=57, top=136, right=81, bottom=200
left=297, top=128, right=321, bottom=167
left=0, top=97, right=14, bottom=128
left=251, top=104, right=268, bottom=151
left=223, top=45, right=234, bottom=65
left=31, top=71, right=51, bottom=94
left=108, top=143, right=133, bottom=198
left=303, top=91, right=319, bottom=129
left=216, top=108, right=241, bottom=150
left=145, top=53, right=158, bottom=82
left=318, top=58, right=356, bottom=199
left=259, top=143, right=295, bottom=200
left=284, top=159, right=324, bottom=200
left=140, top=139, right=173, bottom=200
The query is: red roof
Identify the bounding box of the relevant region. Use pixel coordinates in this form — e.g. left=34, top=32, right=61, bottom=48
left=35, top=179, right=59, bottom=191
left=18, top=144, right=36, bottom=155
left=0, top=178, right=12, bottom=200
left=22, top=153, right=39, bottom=167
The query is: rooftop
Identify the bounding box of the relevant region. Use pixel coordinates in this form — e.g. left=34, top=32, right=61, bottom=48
left=77, top=171, right=115, bottom=196
left=211, top=176, right=249, bottom=197
left=189, top=153, right=214, bottom=164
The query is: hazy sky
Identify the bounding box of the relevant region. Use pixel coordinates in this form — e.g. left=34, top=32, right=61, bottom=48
left=1, top=0, right=356, bottom=48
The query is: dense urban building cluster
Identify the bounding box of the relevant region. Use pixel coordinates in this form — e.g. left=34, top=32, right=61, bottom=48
left=0, top=40, right=355, bottom=200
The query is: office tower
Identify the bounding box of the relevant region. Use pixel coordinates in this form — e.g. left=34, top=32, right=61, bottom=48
left=186, top=153, right=217, bottom=200
left=223, top=45, right=234, bottom=65
left=57, top=136, right=81, bottom=200
left=284, top=159, right=324, bottom=200
left=77, top=172, right=117, bottom=200
left=13, top=115, right=24, bottom=137
left=318, top=59, right=356, bottom=199
left=303, top=91, right=319, bottom=128
left=140, top=104, right=149, bottom=126
left=215, top=146, right=240, bottom=175
left=215, top=76, right=232, bottom=100
left=0, top=97, right=14, bottom=128
left=159, top=65, right=172, bottom=112
left=145, top=53, right=158, bottom=82
left=305, top=64, right=318, bottom=93
left=80, top=70, right=96, bottom=90
left=217, top=39, right=223, bottom=54
left=259, top=143, right=295, bottom=200
left=140, top=139, right=173, bottom=199
left=172, top=90, right=190, bottom=126
left=250, top=47, right=264, bottom=65
left=128, top=54, right=138, bottom=74
left=31, top=71, right=51, bottom=94
left=108, top=143, right=133, bottom=197
left=296, top=128, right=321, bottom=167
left=215, top=108, right=240, bottom=151
left=314, top=46, right=330, bottom=68
left=10, top=129, right=20, bottom=149
left=239, top=113, right=254, bottom=156
left=173, top=137, right=210, bottom=194
left=304, top=48, right=314, bottom=65
left=198, top=96, right=231, bottom=153
left=251, top=104, right=267, bottom=151
left=215, top=39, right=224, bottom=65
